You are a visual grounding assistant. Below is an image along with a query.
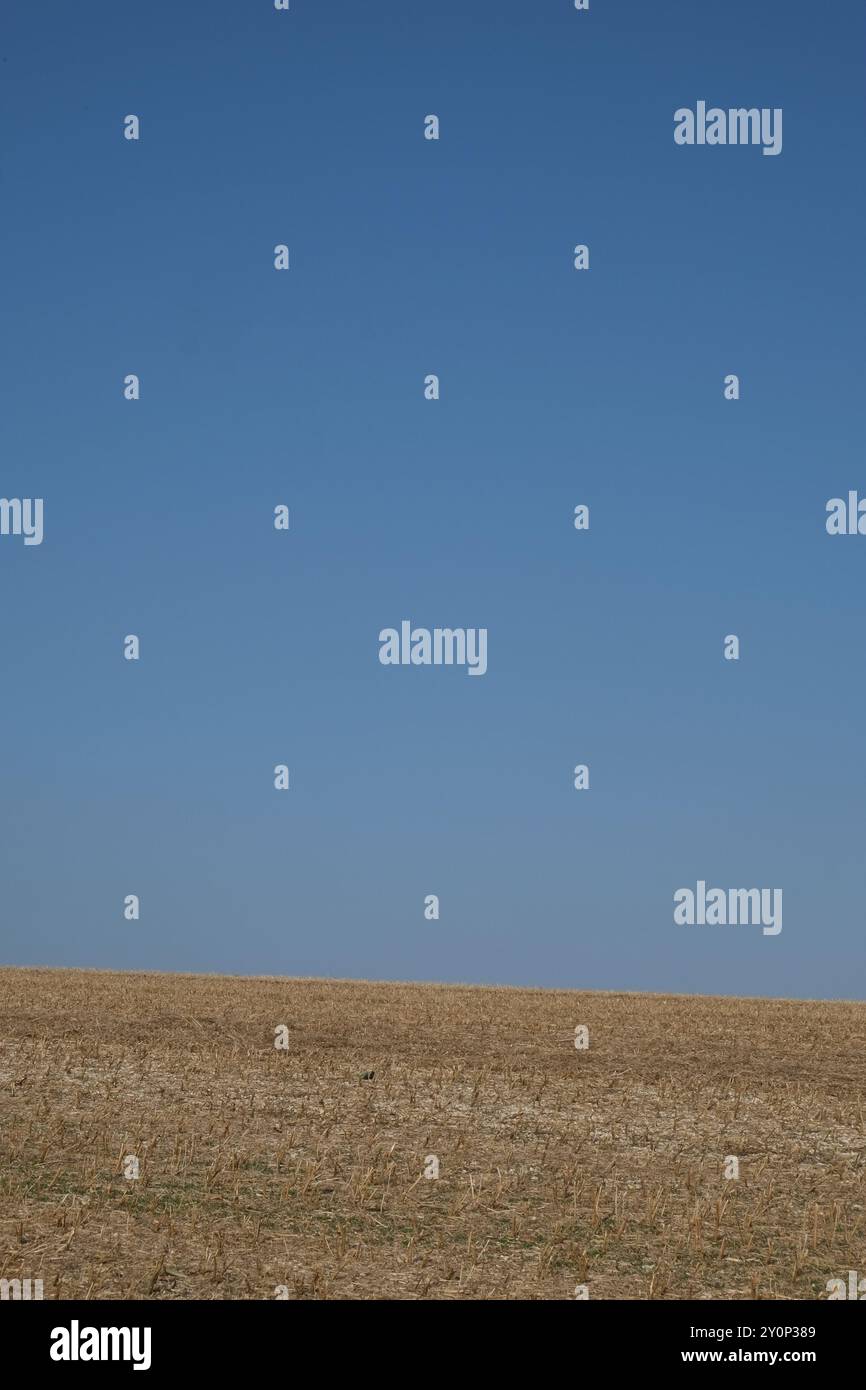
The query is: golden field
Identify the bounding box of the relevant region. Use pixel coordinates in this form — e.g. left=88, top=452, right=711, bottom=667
left=0, top=967, right=863, bottom=1300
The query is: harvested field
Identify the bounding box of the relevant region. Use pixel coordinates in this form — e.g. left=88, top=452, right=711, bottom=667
left=0, top=967, right=863, bottom=1300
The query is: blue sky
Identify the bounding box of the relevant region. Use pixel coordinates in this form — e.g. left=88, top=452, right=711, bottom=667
left=1, top=0, right=864, bottom=999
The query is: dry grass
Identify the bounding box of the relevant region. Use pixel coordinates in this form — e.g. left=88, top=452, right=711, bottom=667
left=0, top=967, right=863, bottom=1300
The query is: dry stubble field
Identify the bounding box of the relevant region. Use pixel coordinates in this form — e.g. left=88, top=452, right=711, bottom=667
left=0, top=967, right=864, bottom=1300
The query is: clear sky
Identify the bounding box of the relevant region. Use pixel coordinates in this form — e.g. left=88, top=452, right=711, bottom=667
left=2, top=0, right=864, bottom=999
